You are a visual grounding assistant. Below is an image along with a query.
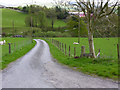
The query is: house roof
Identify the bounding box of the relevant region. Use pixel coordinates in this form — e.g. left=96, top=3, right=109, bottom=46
left=69, top=12, right=85, bottom=17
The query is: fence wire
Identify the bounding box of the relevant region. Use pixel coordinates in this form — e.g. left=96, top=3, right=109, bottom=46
left=46, top=37, right=118, bottom=60
left=2, top=38, right=32, bottom=57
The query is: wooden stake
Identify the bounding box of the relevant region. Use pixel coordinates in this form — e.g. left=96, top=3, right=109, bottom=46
left=117, top=44, right=120, bottom=60
left=14, top=43, right=16, bottom=51
left=60, top=42, right=61, bottom=50
left=65, top=44, right=66, bottom=56
left=74, top=47, right=76, bottom=57
left=62, top=43, right=64, bottom=52
left=69, top=45, right=70, bottom=57
left=80, top=46, right=85, bottom=57
left=8, top=43, right=11, bottom=54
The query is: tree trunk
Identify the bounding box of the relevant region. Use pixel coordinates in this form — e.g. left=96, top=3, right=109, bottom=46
left=88, top=24, right=96, bottom=58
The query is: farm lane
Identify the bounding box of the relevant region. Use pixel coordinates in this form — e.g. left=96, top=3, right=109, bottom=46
left=2, top=39, right=118, bottom=88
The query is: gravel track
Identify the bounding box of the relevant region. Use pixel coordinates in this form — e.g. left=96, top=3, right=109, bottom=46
left=2, top=39, right=118, bottom=88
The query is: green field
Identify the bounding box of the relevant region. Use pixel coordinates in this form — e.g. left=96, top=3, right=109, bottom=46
left=51, top=37, right=118, bottom=59
left=45, top=37, right=118, bottom=80
left=47, top=18, right=67, bottom=28
left=2, top=8, right=66, bottom=28
left=1, top=37, right=36, bottom=69
left=2, top=9, right=27, bottom=27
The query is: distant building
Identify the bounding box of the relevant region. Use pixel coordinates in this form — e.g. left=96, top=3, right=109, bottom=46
left=69, top=11, right=93, bottom=17
left=69, top=12, right=85, bottom=17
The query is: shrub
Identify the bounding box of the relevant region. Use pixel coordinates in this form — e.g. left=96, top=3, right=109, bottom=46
left=33, top=31, right=71, bottom=37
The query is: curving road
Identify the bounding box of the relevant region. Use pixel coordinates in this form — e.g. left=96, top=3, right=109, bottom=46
left=2, top=39, right=118, bottom=88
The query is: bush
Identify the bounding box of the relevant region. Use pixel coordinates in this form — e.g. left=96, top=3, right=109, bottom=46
left=33, top=32, right=46, bottom=37
left=62, top=32, right=71, bottom=37
left=2, top=32, right=6, bottom=37
left=46, top=31, right=56, bottom=37
left=33, top=31, right=71, bottom=37
left=46, top=31, right=71, bottom=37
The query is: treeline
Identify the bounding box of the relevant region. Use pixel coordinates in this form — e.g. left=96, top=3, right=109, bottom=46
left=18, top=5, right=69, bottom=20
left=18, top=5, right=69, bottom=29
left=4, top=5, right=118, bottom=38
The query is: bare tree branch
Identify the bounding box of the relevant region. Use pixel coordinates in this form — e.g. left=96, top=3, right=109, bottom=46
left=75, top=0, right=87, bottom=17
left=99, top=1, right=118, bottom=18
left=97, top=0, right=109, bottom=18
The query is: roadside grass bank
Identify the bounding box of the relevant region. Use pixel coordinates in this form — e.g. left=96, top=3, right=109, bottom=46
left=44, top=38, right=118, bottom=80
left=1, top=38, right=36, bottom=69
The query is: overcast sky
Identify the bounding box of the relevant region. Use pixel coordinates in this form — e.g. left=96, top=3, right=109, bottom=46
left=0, top=0, right=118, bottom=7
left=0, top=0, right=55, bottom=7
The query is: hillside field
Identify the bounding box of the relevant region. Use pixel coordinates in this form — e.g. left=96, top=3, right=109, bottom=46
left=2, top=8, right=67, bottom=28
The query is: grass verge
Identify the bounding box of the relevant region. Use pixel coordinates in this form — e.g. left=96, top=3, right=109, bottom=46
left=45, top=39, right=118, bottom=80
left=2, top=40, right=36, bottom=69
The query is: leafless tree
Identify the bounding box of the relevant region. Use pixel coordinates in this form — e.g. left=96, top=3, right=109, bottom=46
left=73, top=0, right=118, bottom=58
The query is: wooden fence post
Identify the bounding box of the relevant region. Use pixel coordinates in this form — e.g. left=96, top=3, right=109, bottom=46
left=54, top=40, right=55, bottom=46
left=56, top=40, right=57, bottom=47
left=69, top=45, right=70, bottom=57
left=62, top=43, right=64, bottom=52
left=52, top=39, right=53, bottom=44
left=74, top=47, right=76, bottom=57
left=56, top=40, right=57, bottom=46
left=57, top=41, right=59, bottom=48
left=117, top=44, right=120, bottom=60
left=65, top=44, right=66, bottom=56
left=8, top=43, right=11, bottom=54
left=56, top=40, right=58, bottom=47
left=60, top=42, right=61, bottom=50
left=80, top=46, right=85, bottom=57
left=14, top=43, right=16, bottom=51
left=58, top=41, right=59, bottom=49
left=55, top=40, right=56, bottom=46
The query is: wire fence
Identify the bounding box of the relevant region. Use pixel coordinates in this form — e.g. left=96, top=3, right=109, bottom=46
left=2, top=39, right=32, bottom=57
left=45, top=38, right=87, bottom=58
left=45, top=37, right=119, bottom=60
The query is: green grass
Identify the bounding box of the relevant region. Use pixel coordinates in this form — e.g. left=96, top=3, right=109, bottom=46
left=52, top=37, right=118, bottom=59
left=2, top=27, right=35, bottom=35
left=47, top=18, right=67, bottom=28
left=2, top=8, right=28, bottom=27
left=1, top=37, right=36, bottom=69
left=44, top=37, right=118, bottom=80
left=1, top=8, right=67, bottom=36
left=2, top=8, right=66, bottom=28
